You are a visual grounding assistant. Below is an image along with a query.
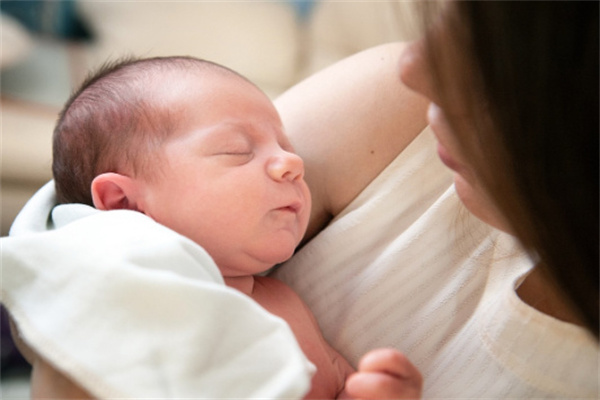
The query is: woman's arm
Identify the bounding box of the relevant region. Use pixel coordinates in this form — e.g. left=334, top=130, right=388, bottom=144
left=275, top=42, right=428, bottom=241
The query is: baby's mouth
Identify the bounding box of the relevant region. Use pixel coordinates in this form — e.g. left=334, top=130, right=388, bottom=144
left=277, top=201, right=302, bottom=214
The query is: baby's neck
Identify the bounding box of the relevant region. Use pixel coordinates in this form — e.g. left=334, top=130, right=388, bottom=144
left=224, top=275, right=256, bottom=295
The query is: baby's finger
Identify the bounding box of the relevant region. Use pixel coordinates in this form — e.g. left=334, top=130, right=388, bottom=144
left=358, top=348, right=422, bottom=385
left=345, top=371, right=420, bottom=400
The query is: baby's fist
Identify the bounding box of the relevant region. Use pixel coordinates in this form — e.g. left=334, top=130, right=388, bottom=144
left=345, top=348, right=422, bottom=400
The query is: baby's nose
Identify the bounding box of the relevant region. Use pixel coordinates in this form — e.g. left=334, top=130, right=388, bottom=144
left=267, top=151, right=304, bottom=182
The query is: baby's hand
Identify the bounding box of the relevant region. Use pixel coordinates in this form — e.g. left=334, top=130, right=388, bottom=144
left=344, top=348, right=422, bottom=400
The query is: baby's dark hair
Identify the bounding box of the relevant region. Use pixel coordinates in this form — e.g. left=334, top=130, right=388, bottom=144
left=53, top=56, right=252, bottom=206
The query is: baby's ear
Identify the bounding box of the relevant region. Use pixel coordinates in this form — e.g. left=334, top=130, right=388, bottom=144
left=91, top=173, right=141, bottom=211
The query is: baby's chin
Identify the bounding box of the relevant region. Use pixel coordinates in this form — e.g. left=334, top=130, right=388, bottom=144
left=222, top=245, right=298, bottom=277
left=259, top=244, right=300, bottom=272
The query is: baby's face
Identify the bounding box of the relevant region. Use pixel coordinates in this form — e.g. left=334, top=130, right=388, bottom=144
left=137, top=71, right=311, bottom=277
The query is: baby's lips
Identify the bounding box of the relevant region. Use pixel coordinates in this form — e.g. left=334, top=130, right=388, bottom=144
left=277, top=201, right=302, bottom=213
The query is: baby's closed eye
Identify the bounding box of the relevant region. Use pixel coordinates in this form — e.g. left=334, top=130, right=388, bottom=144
left=213, top=148, right=254, bottom=165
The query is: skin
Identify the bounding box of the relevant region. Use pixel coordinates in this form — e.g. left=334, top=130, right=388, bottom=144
left=93, top=69, right=312, bottom=293
left=275, top=42, right=428, bottom=399
left=274, top=43, right=429, bottom=243
left=14, top=44, right=428, bottom=399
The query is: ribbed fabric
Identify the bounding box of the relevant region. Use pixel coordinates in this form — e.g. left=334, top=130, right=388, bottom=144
left=274, top=128, right=599, bottom=398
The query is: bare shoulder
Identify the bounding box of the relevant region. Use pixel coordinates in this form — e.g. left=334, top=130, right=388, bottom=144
left=252, top=276, right=324, bottom=328
left=252, top=276, right=308, bottom=308
left=276, top=43, right=428, bottom=241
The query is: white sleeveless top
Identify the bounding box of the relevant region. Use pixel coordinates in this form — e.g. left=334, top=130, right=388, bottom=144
left=274, top=128, right=599, bottom=398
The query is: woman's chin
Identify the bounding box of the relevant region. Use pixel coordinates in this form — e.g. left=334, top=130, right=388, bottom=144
left=453, top=174, right=511, bottom=234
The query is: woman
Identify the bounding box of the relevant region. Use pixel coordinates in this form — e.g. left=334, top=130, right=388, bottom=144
left=274, top=1, right=598, bottom=398
left=403, top=1, right=599, bottom=335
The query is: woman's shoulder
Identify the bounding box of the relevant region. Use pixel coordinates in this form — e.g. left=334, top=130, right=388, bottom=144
left=276, top=43, right=429, bottom=240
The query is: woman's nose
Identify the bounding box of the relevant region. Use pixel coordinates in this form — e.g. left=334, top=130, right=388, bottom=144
left=399, top=39, right=435, bottom=102
left=267, top=150, right=304, bottom=182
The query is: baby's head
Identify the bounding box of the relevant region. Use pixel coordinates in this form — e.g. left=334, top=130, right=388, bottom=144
left=53, top=56, right=311, bottom=276
left=54, top=56, right=249, bottom=206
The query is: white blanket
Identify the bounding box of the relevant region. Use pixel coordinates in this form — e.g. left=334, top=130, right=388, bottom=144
left=1, top=182, right=314, bottom=399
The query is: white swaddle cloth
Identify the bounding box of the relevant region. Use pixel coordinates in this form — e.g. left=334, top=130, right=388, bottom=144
left=2, top=182, right=314, bottom=399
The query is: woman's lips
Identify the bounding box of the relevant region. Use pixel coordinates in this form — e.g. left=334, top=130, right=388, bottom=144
left=436, top=141, right=461, bottom=172
left=428, top=103, right=463, bottom=173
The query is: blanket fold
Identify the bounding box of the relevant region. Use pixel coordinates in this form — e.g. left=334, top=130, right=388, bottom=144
left=1, top=181, right=313, bottom=399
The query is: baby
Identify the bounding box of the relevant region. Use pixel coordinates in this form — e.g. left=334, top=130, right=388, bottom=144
left=51, top=56, right=418, bottom=399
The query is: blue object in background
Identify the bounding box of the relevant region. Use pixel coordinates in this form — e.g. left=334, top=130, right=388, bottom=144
left=0, top=0, right=92, bottom=40
left=287, top=0, right=317, bottom=21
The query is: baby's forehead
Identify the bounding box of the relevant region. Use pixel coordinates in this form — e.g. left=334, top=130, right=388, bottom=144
left=143, top=66, right=251, bottom=106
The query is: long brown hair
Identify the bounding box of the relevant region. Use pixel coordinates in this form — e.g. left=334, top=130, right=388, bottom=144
left=424, top=1, right=598, bottom=336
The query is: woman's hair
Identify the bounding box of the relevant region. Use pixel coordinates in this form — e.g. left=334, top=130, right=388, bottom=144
left=52, top=56, right=252, bottom=206
left=423, top=2, right=598, bottom=336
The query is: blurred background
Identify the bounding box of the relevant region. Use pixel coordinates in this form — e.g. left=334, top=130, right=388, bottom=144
left=1, top=0, right=420, bottom=397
